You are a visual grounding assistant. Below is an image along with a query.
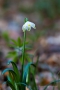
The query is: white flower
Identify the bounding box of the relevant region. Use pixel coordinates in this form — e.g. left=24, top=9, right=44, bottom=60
left=22, top=21, right=36, bottom=32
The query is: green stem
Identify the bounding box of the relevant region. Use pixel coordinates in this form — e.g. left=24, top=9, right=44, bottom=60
left=21, top=18, right=28, bottom=90
left=21, top=31, right=26, bottom=90
left=22, top=31, right=26, bottom=81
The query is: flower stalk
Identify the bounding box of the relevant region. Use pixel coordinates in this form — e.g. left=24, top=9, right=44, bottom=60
left=21, top=18, right=36, bottom=82
left=22, top=30, right=26, bottom=80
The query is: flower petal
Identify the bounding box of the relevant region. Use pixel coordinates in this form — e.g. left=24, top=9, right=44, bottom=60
left=22, top=21, right=36, bottom=32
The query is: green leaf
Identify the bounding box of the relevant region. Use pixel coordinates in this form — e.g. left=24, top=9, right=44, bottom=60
left=8, top=44, right=15, bottom=48
left=17, top=82, right=27, bottom=86
left=25, top=45, right=32, bottom=50
left=13, top=55, right=18, bottom=62
left=2, top=32, right=10, bottom=43
left=25, top=41, right=29, bottom=45
left=2, top=68, right=16, bottom=75
left=7, top=51, right=16, bottom=58
left=3, top=80, right=16, bottom=90
left=2, top=68, right=19, bottom=84
left=11, top=39, right=18, bottom=46
left=25, top=53, right=32, bottom=62
left=15, top=83, right=19, bottom=90
left=31, top=73, right=38, bottom=90
left=23, top=62, right=35, bottom=84
left=8, top=72, right=20, bottom=90
left=17, top=82, right=32, bottom=90
left=2, top=68, right=17, bottom=81
left=6, top=80, right=16, bottom=90
left=7, top=60, right=20, bottom=82
left=8, top=51, right=16, bottom=55
left=17, top=37, right=22, bottom=47
left=7, top=73, right=15, bottom=86
left=19, top=56, right=22, bottom=64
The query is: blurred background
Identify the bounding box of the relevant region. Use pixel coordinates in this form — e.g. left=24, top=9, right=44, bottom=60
left=0, top=0, right=60, bottom=90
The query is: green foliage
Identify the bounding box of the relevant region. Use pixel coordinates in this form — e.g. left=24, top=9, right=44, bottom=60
left=8, top=61, right=20, bottom=82
left=23, top=62, right=34, bottom=83
left=7, top=36, right=32, bottom=63
left=2, top=32, right=10, bottom=45
left=2, top=18, right=38, bottom=90
left=2, top=60, right=37, bottom=90
left=2, top=17, right=60, bottom=90
left=2, top=67, right=17, bottom=90
left=34, top=0, right=60, bottom=18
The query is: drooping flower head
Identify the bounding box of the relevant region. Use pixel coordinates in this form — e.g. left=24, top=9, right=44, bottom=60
left=22, top=21, right=36, bottom=32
